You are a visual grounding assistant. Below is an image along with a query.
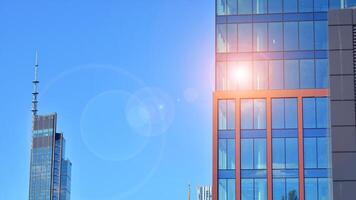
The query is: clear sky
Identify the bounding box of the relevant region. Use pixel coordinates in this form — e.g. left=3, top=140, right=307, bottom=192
left=0, top=1, right=215, bottom=199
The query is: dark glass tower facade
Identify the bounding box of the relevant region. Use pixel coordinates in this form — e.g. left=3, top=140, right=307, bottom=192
left=212, top=0, right=356, bottom=200
left=28, top=59, right=71, bottom=200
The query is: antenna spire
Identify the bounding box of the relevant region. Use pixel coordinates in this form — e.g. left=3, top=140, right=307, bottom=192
left=32, top=52, right=39, bottom=116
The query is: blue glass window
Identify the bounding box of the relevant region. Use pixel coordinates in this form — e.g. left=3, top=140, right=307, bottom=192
left=317, top=137, right=329, bottom=168
left=254, top=99, right=266, bottom=129
left=219, top=179, right=236, bottom=200
left=217, top=0, right=227, bottom=15
left=268, top=23, right=283, bottom=51
left=315, top=21, right=328, bottom=50
left=304, top=138, right=317, bottom=168
left=231, top=61, right=253, bottom=90
left=283, top=0, right=297, bottom=13
left=284, top=60, right=299, bottom=89
left=241, top=179, right=254, bottom=200
left=273, top=179, right=285, bottom=200
left=254, top=61, right=268, bottom=90
left=227, top=139, right=236, bottom=169
left=227, top=100, right=236, bottom=129
left=305, top=178, right=318, bottom=200
left=273, top=138, right=285, bottom=168
left=254, top=139, right=267, bottom=169
left=216, top=62, right=227, bottom=90
left=219, top=139, right=227, bottom=169
left=285, top=98, right=298, bottom=129
left=217, top=24, right=227, bottom=53
left=330, top=0, right=342, bottom=9
left=241, top=99, right=253, bottom=129
left=238, top=0, right=253, bottom=14
left=238, top=24, right=253, bottom=52
left=227, top=0, right=238, bottom=15
left=219, top=179, right=227, bottom=200
left=253, top=23, right=268, bottom=52
left=268, top=0, right=282, bottom=13
left=219, top=100, right=228, bottom=130
left=255, top=179, right=267, bottom=200
left=242, top=139, right=254, bottom=169
left=272, top=99, right=285, bottom=129
left=316, top=98, right=328, bottom=128
left=228, top=179, right=236, bottom=200
left=285, top=138, right=298, bottom=168
left=318, top=178, right=330, bottom=200
left=314, top=0, right=328, bottom=11
left=227, top=24, right=237, bottom=52
left=269, top=60, right=284, bottom=89
left=300, top=60, right=315, bottom=89
left=286, top=179, right=299, bottom=199
left=284, top=22, right=298, bottom=51
left=303, top=98, right=316, bottom=128
left=253, top=0, right=267, bottom=14
left=346, top=0, right=356, bottom=7
left=299, top=22, right=314, bottom=50
left=316, top=59, right=328, bottom=88
left=299, top=0, right=313, bottom=12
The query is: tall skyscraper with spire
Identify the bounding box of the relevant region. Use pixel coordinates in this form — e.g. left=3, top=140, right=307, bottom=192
left=28, top=53, right=72, bottom=200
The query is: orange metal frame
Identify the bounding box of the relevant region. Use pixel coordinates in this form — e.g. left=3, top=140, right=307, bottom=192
left=212, top=89, right=328, bottom=200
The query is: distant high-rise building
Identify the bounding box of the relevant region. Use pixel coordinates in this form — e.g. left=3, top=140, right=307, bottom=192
left=28, top=54, right=72, bottom=200
left=197, top=186, right=212, bottom=200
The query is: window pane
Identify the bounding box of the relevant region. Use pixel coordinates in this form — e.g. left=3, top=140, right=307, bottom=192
left=227, top=24, right=237, bottom=52
left=254, top=139, right=267, bottom=169
left=284, top=22, right=299, bottom=51
left=254, top=99, right=266, bottom=129
left=299, top=0, right=313, bottom=12
left=228, top=179, right=236, bottom=200
left=305, top=178, right=318, bottom=200
left=299, top=22, right=314, bottom=50
left=330, top=0, right=342, bottom=9
left=273, top=179, right=286, bottom=200
left=318, top=178, right=331, bottom=200
left=314, top=0, right=328, bottom=11
left=269, top=60, right=284, bottom=89
left=227, top=100, right=236, bottom=129
left=315, top=21, right=328, bottom=50
left=235, top=61, right=253, bottom=90
left=253, top=0, right=267, bottom=14
left=219, top=100, right=227, bottom=130
left=300, top=60, right=315, bottom=89
left=304, top=138, right=317, bottom=168
left=268, top=23, right=283, bottom=51
left=273, top=138, right=285, bottom=168
left=316, top=98, right=328, bottom=128
left=254, top=23, right=268, bottom=52
left=316, top=59, right=328, bottom=88
left=217, top=24, right=227, bottom=53
left=268, top=0, right=282, bottom=13
left=272, top=99, right=285, bottom=129
left=284, top=0, right=297, bottom=12
left=286, top=178, right=299, bottom=200
left=241, top=99, right=253, bottom=129
left=242, top=139, right=254, bottom=169
left=227, top=0, right=238, bottom=15
left=238, top=0, right=252, bottom=14
left=219, top=139, right=227, bottom=169
left=219, top=179, right=228, bottom=200
left=241, top=179, right=254, bottom=200
left=238, top=24, right=253, bottom=52
left=254, top=61, right=268, bottom=90
left=217, top=0, right=227, bottom=15
left=217, top=62, right=227, bottom=90
left=317, top=138, right=329, bottom=168
left=303, top=98, right=316, bottom=128
left=286, top=138, right=298, bottom=168
left=227, top=139, right=236, bottom=169
left=346, top=0, right=356, bottom=7
left=284, top=60, right=299, bottom=89
left=228, top=62, right=238, bottom=90
left=285, top=98, right=298, bottom=129
left=255, top=179, right=267, bottom=200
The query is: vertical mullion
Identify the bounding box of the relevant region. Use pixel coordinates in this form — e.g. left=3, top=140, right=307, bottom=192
left=267, top=97, right=273, bottom=200
left=298, top=97, right=305, bottom=200
left=236, top=97, right=241, bottom=200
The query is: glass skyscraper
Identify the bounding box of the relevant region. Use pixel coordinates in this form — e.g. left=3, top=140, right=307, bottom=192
left=28, top=58, right=72, bottom=200
left=213, top=0, right=356, bottom=200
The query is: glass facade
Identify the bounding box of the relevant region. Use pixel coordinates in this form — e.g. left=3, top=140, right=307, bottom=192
left=214, top=0, right=339, bottom=199
left=29, top=114, right=72, bottom=200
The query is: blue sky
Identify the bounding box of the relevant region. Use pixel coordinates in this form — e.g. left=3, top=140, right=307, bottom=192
left=0, top=1, right=215, bottom=199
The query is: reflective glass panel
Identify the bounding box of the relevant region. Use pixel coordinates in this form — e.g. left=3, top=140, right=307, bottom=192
left=316, top=98, right=328, bottom=128
left=273, top=179, right=285, bottom=200
left=316, top=59, right=328, bottom=88
left=217, top=62, right=227, bottom=90
left=217, top=24, right=227, bottom=53
left=299, top=22, right=314, bottom=50
left=217, top=0, right=227, bottom=15
left=254, top=61, right=268, bottom=90
left=315, top=21, right=328, bottom=50
left=284, top=0, right=297, bottom=12
left=318, top=178, right=330, bottom=200
left=314, top=0, right=328, bottom=11
left=219, top=179, right=228, bottom=200
left=286, top=138, right=298, bottom=168
left=269, top=60, right=284, bottom=89
left=254, top=23, right=268, bottom=52
left=238, top=0, right=253, bottom=14
left=253, top=0, right=267, bottom=14
left=227, top=24, right=238, bottom=52
left=227, top=0, right=238, bottom=15
left=254, top=99, right=266, bottom=129
left=272, top=99, right=285, bottom=129
left=254, top=139, right=267, bottom=169
left=227, top=139, right=236, bottom=169
left=228, top=179, right=236, bottom=200
left=273, top=138, right=285, bottom=169
left=285, top=98, right=298, bottom=129
left=305, top=178, right=318, bottom=200
left=300, top=60, right=315, bottom=89
left=219, top=139, right=227, bottom=169
left=284, top=22, right=299, bottom=51
left=317, top=138, right=329, bottom=168
left=284, top=60, right=299, bottom=89
left=286, top=179, right=299, bottom=200
left=242, top=139, right=254, bottom=169
left=303, top=98, right=316, bottom=128
left=241, top=99, right=253, bottom=129
left=304, top=138, right=317, bottom=168
left=242, top=179, right=254, bottom=200
left=268, top=23, right=283, bottom=51
left=239, top=24, right=253, bottom=52
left=268, top=0, right=282, bottom=13
left=227, top=100, right=236, bottom=129
left=255, top=179, right=267, bottom=200
left=219, top=100, right=227, bottom=130
left=299, top=0, right=313, bottom=12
